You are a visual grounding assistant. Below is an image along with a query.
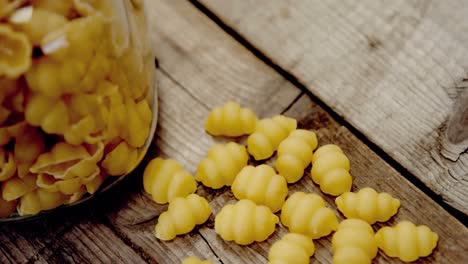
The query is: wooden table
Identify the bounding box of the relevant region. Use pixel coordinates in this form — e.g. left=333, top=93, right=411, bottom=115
left=1, top=0, right=467, bottom=263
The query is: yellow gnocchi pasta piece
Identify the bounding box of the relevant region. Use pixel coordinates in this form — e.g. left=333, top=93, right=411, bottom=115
left=36, top=174, right=83, bottom=195
left=268, top=233, right=315, bottom=264
left=311, top=144, right=352, bottom=196
left=281, top=192, right=338, bottom=239
left=102, top=141, right=138, bottom=176
left=195, top=142, right=248, bottom=189
left=247, top=115, right=297, bottom=160
left=215, top=199, right=278, bottom=245
left=0, top=196, right=16, bottom=218
left=1, top=173, right=37, bottom=201
left=121, top=98, right=152, bottom=148
left=375, top=221, right=439, bottom=262
left=181, top=257, right=213, bottom=264
left=143, top=158, right=197, bottom=204
left=155, top=194, right=211, bottom=241
left=205, top=102, right=258, bottom=137
left=332, top=219, right=378, bottom=264
left=0, top=24, right=32, bottom=78
left=10, top=7, right=67, bottom=45
left=276, top=129, right=318, bottom=183
left=335, top=187, right=400, bottom=224
left=17, top=188, right=68, bottom=216
left=0, top=149, right=16, bottom=181
left=231, top=164, right=288, bottom=213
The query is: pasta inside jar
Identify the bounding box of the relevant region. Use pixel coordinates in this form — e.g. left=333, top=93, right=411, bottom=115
left=0, top=0, right=157, bottom=220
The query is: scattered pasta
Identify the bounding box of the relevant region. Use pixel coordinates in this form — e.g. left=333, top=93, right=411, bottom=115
left=155, top=194, right=211, bottom=241
left=375, top=221, right=439, bottom=262
left=247, top=115, right=297, bottom=160
left=335, top=187, right=400, bottom=224
left=143, top=158, right=197, bottom=204
left=311, top=144, right=352, bottom=196
left=215, top=199, right=278, bottom=245
left=268, top=233, right=315, bottom=264
left=181, top=257, right=213, bottom=264
left=231, top=164, right=288, bottom=213
left=205, top=101, right=257, bottom=137
left=332, top=219, right=378, bottom=264
left=195, top=142, right=248, bottom=189
left=281, top=192, right=338, bottom=239
left=276, top=129, right=318, bottom=183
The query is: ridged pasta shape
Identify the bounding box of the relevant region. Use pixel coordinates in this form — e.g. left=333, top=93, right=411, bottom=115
left=0, top=196, right=16, bottom=218
left=311, top=144, right=352, bottom=196
left=195, top=142, right=248, bottom=189
left=1, top=174, right=37, bottom=201
left=0, top=149, right=16, bottom=181
left=332, top=219, right=378, bottom=264
left=276, top=129, right=318, bottom=183
left=102, top=141, right=139, bottom=176
left=155, top=194, right=211, bottom=241
left=215, top=199, right=279, bottom=245
left=32, top=0, right=74, bottom=16
left=181, top=257, right=213, bottom=264
left=247, top=115, right=297, bottom=160
left=335, top=187, right=400, bottom=224
left=143, top=158, right=197, bottom=204
left=205, top=101, right=258, bottom=137
left=0, top=25, right=32, bottom=78
left=231, top=165, right=288, bottom=213
left=375, top=221, right=439, bottom=262
left=281, top=192, right=338, bottom=239
left=17, top=188, right=68, bottom=216
left=268, top=233, right=315, bottom=264
left=25, top=94, right=70, bottom=135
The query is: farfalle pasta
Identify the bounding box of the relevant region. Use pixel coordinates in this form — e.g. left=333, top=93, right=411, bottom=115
left=205, top=101, right=258, bottom=137
left=215, top=199, right=278, bottom=245
left=247, top=115, right=297, bottom=160
left=0, top=0, right=155, bottom=219
left=143, top=158, right=197, bottom=204
left=231, top=164, right=288, bottom=213
left=268, top=233, right=315, bottom=264
left=195, top=142, right=248, bottom=189
left=335, top=187, right=400, bottom=224
left=155, top=194, right=211, bottom=241
left=311, top=144, right=352, bottom=196
left=281, top=192, right=338, bottom=239
left=276, top=129, right=318, bottom=183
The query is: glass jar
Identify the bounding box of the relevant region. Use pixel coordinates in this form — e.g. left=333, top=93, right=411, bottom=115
left=0, top=0, right=157, bottom=221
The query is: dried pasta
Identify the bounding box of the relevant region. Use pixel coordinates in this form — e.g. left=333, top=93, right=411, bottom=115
left=181, top=257, right=213, bottom=264
left=205, top=101, right=257, bottom=137
left=268, top=233, right=315, bottom=264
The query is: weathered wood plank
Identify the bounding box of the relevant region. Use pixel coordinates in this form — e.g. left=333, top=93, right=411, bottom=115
left=198, top=0, right=468, bottom=213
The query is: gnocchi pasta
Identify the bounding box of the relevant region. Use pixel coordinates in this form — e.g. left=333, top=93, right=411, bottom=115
left=231, top=164, right=288, bottom=213
left=195, top=142, right=248, bottom=189
left=281, top=192, right=338, bottom=239
left=276, top=129, right=318, bottom=183
left=143, top=158, right=197, bottom=204
left=205, top=101, right=258, bottom=137
left=375, top=221, right=439, bottom=262
left=215, top=199, right=278, bottom=245
left=247, top=115, right=297, bottom=160
left=332, top=219, right=378, bottom=264
left=268, top=233, right=315, bottom=264
left=155, top=194, right=211, bottom=241
left=335, top=187, right=400, bottom=224
left=311, top=144, right=352, bottom=196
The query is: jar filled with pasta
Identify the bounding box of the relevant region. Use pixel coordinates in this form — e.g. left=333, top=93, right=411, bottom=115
left=0, top=0, right=157, bottom=220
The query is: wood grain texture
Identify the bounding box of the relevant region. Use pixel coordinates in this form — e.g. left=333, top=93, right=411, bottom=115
left=199, top=0, right=468, bottom=213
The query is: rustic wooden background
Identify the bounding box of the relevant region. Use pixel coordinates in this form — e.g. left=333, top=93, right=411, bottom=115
left=1, top=0, right=467, bottom=263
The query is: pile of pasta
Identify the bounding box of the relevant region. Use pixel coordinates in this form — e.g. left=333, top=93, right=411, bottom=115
left=0, top=0, right=153, bottom=218
left=144, top=102, right=439, bottom=264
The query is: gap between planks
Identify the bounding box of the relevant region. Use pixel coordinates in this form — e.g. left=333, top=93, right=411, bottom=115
left=187, top=0, right=468, bottom=224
